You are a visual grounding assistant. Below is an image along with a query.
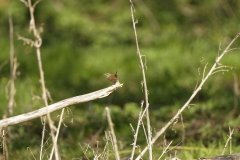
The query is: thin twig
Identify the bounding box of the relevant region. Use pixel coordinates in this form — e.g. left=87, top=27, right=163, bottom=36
left=1, top=1, right=17, bottom=159
left=211, top=69, right=229, bottom=75
left=40, top=121, right=46, bottom=160
left=133, top=0, right=160, bottom=32
left=202, top=63, right=208, bottom=81
left=222, top=127, right=234, bottom=155
left=101, top=132, right=110, bottom=160
left=214, top=65, right=234, bottom=71
left=27, top=147, right=37, bottom=160
left=2, top=129, right=8, bottom=160
left=158, top=141, right=172, bottom=160
left=40, top=134, right=50, bottom=159
left=78, top=143, right=90, bottom=160
left=180, top=114, right=185, bottom=145
left=194, top=62, right=201, bottom=91
left=227, top=47, right=240, bottom=52
left=49, top=108, right=65, bottom=159
left=130, top=101, right=144, bottom=159
left=0, top=60, right=8, bottom=71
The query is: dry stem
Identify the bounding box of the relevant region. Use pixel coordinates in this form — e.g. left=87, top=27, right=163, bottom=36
left=19, top=0, right=57, bottom=158
left=105, top=107, right=120, bottom=160
left=129, top=1, right=152, bottom=159
left=130, top=101, right=144, bottom=159
left=8, top=0, right=16, bottom=116
left=49, top=108, right=65, bottom=159
left=1, top=1, right=17, bottom=159
left=2, top=129, right=8, bottom=160
left=222, top=127, right=234, bottom=155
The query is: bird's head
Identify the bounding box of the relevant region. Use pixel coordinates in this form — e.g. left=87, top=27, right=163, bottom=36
left=104, top=73, right=111, bottom=78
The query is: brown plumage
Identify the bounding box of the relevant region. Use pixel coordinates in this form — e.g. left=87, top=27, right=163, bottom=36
left=104, top=71, right=118, bottom=84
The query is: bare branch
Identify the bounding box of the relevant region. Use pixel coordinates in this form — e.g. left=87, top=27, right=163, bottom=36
left=17, top=34, right=35, bottom=46
left=33, top=0, right=41, bottom=9
left=227, top=47, right=240, bottom=52
left=0, top=83, right=123, bottom=128
left=202, top=63, right=208, bottom=81
left=19, top=0, right=28, bottom=7
left=222, top=127, right=234, bottom=155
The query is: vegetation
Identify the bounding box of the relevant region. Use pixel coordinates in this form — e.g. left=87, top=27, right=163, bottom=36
left=0, top=0, right=240, bottom=159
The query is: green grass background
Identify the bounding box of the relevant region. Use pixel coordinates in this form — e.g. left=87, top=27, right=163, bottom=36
left=0, top=0, right=240, bottom=159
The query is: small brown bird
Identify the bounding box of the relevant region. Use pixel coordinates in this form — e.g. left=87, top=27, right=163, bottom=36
left=104, top=71, right=118, bottom=84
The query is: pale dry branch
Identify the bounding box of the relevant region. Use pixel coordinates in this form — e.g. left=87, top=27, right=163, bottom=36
left=19, top=0, right=28, bottom=6
left=20, top=0, right=55, bottom=158
left=101, top=132, right=111, bottom=160
left=17, top=34, right=35, bottom=46
left=158, top=141, right=172, bottom=160
left=0, top=83, right=123, bottom=128
left=194, top=60, right=202, bottom=91
left=211, top=69, right=229, bottom=75
left=227, top=47, right=240, bottom=52
left=1, top=1, right=17, bottom=159
left=7, top=0, right=17, bottom=116
left=0, top=60, right=8, bottom=71
left=209, top=64, right=234, bottom=82
left=218, top=43, right=222, bottom=57
left=27, top=147, right=37, bottom=160
left=214, top=65, right=234, bottom=71
left=133, top=0, right=160, bottom=32
left=105, top=107, right=120, bottom=160
left=180, top=114, right=185, bottom=144
left=7, top=58, right=18, bottom=116
left=130, top=100, right=144, bottom=159
left=135, top=33, right=240, bottom=160
left=40, top=121, right=46, bottom=160
left=49, top=108, right=65, bottom=159
left=32, top=0, right=41, bottom=8
left=129, top=1, right=152, bottom=159
left=78, top=143, right=90, bottom=160
left=2, top=129, right=8, bottom=160
left=222, top=127, right=234, bottom=155
left=202, top=62, right=208, bottom=81
left=42, top=143, right=53, bottom=159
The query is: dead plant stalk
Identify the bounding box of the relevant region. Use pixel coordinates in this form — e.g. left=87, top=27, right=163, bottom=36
left=19, top=0, right=58, bottom=159
left=129, top=0, right=152, bottom=159
left=105, top=107, right=120, bottom=160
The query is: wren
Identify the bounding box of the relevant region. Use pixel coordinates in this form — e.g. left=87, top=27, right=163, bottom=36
left=104, top=71, right=118, bottom=84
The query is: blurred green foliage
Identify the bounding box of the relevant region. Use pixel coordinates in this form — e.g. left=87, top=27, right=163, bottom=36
left=0, top=0, right=240, bottom=159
